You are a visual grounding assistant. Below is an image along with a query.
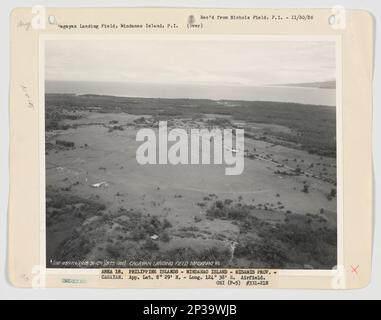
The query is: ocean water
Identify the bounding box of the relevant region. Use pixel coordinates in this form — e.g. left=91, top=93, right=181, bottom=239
left=45, top=81, right=336, bottom=107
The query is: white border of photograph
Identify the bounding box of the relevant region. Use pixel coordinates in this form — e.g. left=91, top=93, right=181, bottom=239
left=38, top=34, right=343, bottom=278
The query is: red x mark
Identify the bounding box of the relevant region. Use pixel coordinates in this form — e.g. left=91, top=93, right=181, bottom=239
left=351, top=265, right=359, bottom=274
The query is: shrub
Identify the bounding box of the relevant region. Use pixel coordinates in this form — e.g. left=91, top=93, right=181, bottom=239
left=106, top=244, right=122, bottom=259
left=160, top=232, right=171, bottom=243
left=162, top=218, right=172, bottom=229
left=194, top=216, right=202, bottom=223
left=131, top=227, right=147, bottom=241
left=224, top=199, right=233, bottom=205
left=142, top=239, right=159, bottom=251
left=302, top=184, right=309, bottom=193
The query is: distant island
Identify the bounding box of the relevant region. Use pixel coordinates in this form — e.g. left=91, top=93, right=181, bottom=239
left=274, top=81, right=336, bottom=89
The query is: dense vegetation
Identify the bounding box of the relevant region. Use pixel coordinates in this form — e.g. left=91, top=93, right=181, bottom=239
left=206, top=200, right=337, bottom=269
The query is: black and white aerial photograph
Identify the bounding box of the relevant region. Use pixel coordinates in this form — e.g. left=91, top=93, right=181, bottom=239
left=45, top=38, right=337, bottom=269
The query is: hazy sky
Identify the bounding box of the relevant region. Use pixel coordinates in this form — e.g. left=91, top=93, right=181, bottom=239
left=45, top=39, right=336, bottom=87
